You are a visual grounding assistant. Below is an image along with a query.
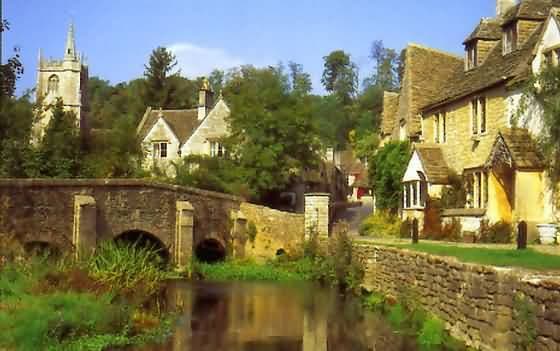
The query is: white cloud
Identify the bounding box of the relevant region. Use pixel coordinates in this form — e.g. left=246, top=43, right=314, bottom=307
left=167, top=42, right=244, bottom=78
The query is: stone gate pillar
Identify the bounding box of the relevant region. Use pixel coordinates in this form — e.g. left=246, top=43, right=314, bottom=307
left=73, top=195, right=97, bottom=259
left=232, top=210, right=248, bottom=259
left=304, top=193, right=330, bottom=239
left=175, top=201, right=194, bottom=267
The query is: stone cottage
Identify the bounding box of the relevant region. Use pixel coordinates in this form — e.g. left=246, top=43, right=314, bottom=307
left=380, top=0, right=560, bottom=238
left=136, top=79, right=230, bottom=173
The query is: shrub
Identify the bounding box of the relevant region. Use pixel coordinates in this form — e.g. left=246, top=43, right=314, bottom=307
left=400, top=219, right=411, bottom=239
left=247, top=221, right=258, bottom=242
left=418, top=316, right=445, bottom=349
left=359, top=211, right=401, bottom=237
left=440, top=173, right=467, bottom=209
left=86, top=241, right=171, bottom=296
left=423, top=198, right=442, bottom=239
left=440, top=218, right=462, bottom=242
left=330, top=223, right=365, bottom=292
left=480, top=220, right=513, bottom=244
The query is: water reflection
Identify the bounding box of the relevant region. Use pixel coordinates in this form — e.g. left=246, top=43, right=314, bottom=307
left=138, top=280, right=420, bottom=351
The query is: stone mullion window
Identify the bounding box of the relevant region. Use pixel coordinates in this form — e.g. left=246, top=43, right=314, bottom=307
left=471, top=97, right=487, bottom=136
left=434, top=114, right=440, bottom=143
left=471, top=100, right=478, bottom=135
left=442, top=113, right=447, bottom=143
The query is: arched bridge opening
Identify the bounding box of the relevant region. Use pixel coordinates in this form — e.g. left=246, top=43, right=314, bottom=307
left=113, top=230, right=171, bottom=264
left=195, top=238, right=226, bottom=263
left=23, top=241, right=61, bottom=260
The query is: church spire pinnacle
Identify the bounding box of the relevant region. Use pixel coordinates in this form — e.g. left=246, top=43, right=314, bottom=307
left=64, top=22, right=77, bottom=61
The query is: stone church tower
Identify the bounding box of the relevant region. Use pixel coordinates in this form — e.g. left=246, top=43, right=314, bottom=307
left=35, top=23, right=88, bottom=139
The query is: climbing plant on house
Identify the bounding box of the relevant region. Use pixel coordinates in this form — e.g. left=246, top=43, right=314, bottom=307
left=369, top=141, right=410, bottom=213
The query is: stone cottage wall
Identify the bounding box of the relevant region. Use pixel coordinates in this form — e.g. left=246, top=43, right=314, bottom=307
left=355, top=243, right=560, bottom=351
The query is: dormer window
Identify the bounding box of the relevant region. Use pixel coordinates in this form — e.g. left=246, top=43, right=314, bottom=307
left=466, top=43, right=478, bottom=70
left=503, top=22, right=517, bottom=55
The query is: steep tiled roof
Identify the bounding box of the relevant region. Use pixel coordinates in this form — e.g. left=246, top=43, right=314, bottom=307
left=423, top=24, right=542, bottom=111
left=464, top=18, right=502, bottom=43
left=138, top=108, right=200, bottom=144
left=381, top=91, right=399, bottom=136
left=399, top=44, right=464, bottom=135
left=502, top=0, right=560, bottom=24
left=415, top=145, right=451, bottom=184
left=487, top=128, right=545, bottom=169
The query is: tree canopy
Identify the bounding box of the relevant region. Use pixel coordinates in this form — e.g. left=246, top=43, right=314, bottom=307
left=223, top=65, right=322, bottom=199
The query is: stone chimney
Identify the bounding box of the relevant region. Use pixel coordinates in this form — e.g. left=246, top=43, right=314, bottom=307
left=198, top=77, right=214, bottom=121
left=497, top=0, right=516, bottom=17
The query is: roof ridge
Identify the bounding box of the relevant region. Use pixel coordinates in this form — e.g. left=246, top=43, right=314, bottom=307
left=407, top=42, right=464, bottom=60
left=154, top=108, right=197, bottom=113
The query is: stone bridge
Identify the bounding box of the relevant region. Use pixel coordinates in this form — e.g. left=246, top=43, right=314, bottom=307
left=0, top=179, right=320, bottom=266
left=0, top=179, right=248, bottom=266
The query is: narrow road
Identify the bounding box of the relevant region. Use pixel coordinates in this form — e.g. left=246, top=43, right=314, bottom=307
left=336, top=196, right=373, bottom=235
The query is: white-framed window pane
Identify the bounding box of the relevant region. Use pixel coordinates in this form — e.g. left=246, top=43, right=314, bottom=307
left=152, top=143, right=160, bottom=159
left=434, top=114, right=440, bottom=143
left=160, top=143, right=167, bottom=158
left=479, top=98, right=486, bottom=133
left=472, top=100, right=478, bottom=135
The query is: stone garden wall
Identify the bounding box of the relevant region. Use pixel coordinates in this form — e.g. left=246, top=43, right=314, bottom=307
left=355, top=243, right=560, bottom=351
left=238, top=203, right=305, bottom=261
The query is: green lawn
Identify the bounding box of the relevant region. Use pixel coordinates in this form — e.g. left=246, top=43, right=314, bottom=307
left=391, top=243, right=560, bottom=271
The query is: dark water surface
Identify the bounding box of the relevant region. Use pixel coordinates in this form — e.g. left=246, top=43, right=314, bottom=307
left=137, top=280, right=422, bottom=351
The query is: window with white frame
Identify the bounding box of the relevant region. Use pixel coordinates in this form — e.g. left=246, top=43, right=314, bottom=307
left=466, top=43, right=478, bottom=70
left=471, top=97, right=487, bottom=135
left=210, top=141, right=225, bottom=158
left=434, top=114, right=440, bottom=143
left=503, top=23, right=517, bottom=55
left=403, top=175, right=427, bottom=209
left=152, top=142, right=168, bottom=159
left=466, top=171, right=488, bottom=209
left=434, top=112, right=446, bottom=144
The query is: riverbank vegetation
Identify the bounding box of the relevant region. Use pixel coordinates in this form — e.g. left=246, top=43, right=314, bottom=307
left=0, top=241, right=174, bottom=351
left=362, top=291, right=467, bottom=351
left=194, top=224, right=365, bottom=292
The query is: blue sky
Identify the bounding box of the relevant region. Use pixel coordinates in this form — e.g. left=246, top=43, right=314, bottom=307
left=4, top=0, right=495, bottom=95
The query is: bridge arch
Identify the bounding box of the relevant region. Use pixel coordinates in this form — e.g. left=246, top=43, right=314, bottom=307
left=23, top=240, right=61, bottom=259
left=195, top=238, right=226, bottom=263
left=113, top=229, right=170, bottom=263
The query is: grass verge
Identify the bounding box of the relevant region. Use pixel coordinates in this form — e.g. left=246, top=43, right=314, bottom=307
left=390, top=243, right=560, bottom=271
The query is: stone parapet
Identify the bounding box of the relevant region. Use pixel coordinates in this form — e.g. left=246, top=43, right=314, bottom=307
left=355, top=243, right=560, bottom=351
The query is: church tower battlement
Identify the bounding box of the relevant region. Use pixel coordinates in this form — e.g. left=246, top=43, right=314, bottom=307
left=35, top=23, right=89, bottom=139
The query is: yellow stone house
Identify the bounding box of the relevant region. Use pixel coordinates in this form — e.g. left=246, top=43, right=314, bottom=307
left=381, top=0, right=560, bottom=238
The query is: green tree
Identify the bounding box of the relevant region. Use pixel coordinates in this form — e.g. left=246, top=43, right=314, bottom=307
left=224, top=65, right=321, bottom=200
left=143, top=46, right=179, bottom=108
left=364, top=40, right=401, bottom=91
left=0, top=19, right=36, bottom=177
left=288, top=61, right=312, bottom=95
left=370, top=141, right=410, bottom=212
left=321, top=50, right=358, bottom=104
left=208, top=69, right=225, bottom=94
left=37, top=99, right=82, bottom=177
